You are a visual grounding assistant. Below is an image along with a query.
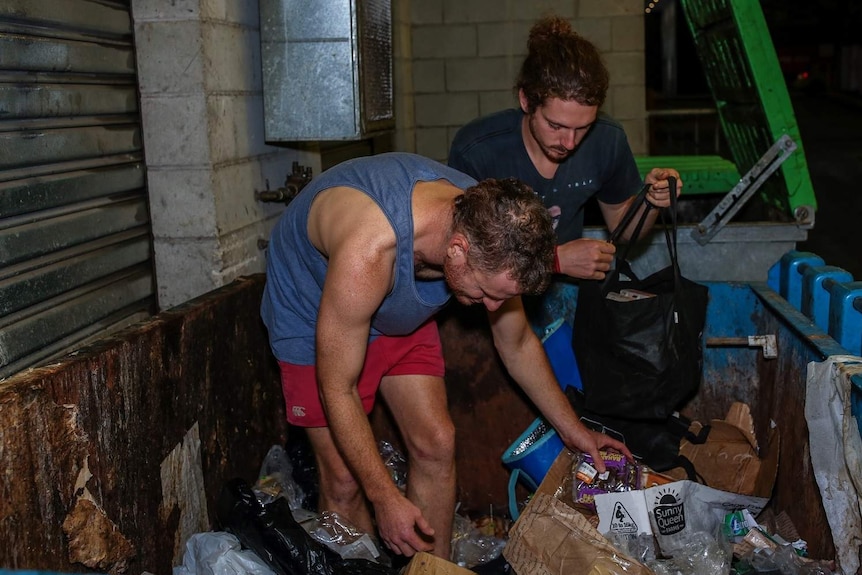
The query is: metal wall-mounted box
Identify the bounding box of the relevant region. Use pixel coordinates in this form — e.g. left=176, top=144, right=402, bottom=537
left=259, top=0, right=394, bottom=141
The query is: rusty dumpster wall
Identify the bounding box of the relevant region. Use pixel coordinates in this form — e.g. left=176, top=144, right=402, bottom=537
left=693, top=281, right=841, bottom=561
left=0, top=274, right=286, bottom=574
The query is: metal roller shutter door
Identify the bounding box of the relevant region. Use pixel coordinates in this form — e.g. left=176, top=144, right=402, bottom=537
left=0, top=0, right=155, bottom=379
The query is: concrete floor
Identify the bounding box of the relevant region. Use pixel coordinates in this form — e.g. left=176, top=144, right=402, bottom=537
left=794, top=91, right=862, bottom=279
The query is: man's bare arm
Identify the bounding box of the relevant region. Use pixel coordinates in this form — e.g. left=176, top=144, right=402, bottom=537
left=487, top=298, right=633, bottom=470
left=314, top=189, right=434, bottom=555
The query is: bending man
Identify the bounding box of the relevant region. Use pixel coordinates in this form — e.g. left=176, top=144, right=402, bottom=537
left=261, top=152, right=630, bottom=560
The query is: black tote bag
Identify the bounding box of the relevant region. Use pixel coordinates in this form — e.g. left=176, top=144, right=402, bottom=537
left=573, top=178, right=709, bottom=422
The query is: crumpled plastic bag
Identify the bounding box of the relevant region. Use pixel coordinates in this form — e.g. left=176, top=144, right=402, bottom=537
left=450, top=513, right=506, bottom=568
left=299, top=510, right=382, bottom=562
left=173, top=531, right=276, bottom=575
left=253, top=445, right=305, bottom=510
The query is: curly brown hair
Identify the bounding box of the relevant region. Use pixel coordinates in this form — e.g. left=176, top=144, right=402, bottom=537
left=451, top=178, right=554, bottom=295
left=516, top=16, right=609, bottom=113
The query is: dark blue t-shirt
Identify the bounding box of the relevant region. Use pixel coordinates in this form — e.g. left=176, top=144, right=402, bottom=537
left=448, top=108, right=642, bottom=244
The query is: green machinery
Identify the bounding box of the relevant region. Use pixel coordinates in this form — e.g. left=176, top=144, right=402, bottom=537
left=623, top=0, right=817, bottom=281
left=647, top=0, right=817, bottom=214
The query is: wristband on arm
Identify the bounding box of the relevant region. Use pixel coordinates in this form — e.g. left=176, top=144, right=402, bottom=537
left=553, top=245, right=561, bottom=274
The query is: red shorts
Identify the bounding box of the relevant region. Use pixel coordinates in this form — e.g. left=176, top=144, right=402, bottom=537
left=278, top=319, right=445, bottom=427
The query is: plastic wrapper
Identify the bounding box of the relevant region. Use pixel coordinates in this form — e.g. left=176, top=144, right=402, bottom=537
left=298, top=510, right=382, bottom=563
left=571, top=450, right=640, bottom=512
left=739, top=543, right=834, bottom=575
left=450, top=514, right=506, bottom=568
left=605, top=532, right=658, bottom=565
left=216, top=477, right=398, bottom=575
left=646, top=530, right=731, bottom=575
left=378, top=440, right=407, bottom=493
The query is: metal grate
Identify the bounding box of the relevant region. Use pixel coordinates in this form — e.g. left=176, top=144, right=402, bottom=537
left=359, top=0, right=393, bottom=125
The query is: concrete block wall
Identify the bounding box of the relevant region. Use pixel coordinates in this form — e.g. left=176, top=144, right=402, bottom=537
left=407, top=0, right=647, bottom=163
left=128, top=0, right=647, bottom=310
left=393, top=0, right=417, bottom=152
left=131, top=0, right=319, bottom=310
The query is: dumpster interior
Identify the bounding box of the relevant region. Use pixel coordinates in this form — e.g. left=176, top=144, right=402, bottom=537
left=0, top=277, right=288, bottom=575
left=1, top=259, right=858, bottom=574
left=3, top=0, right=860, bottom=573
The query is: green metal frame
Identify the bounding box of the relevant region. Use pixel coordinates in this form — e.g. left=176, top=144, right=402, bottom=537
left=679, top=0, right=817, bottom=217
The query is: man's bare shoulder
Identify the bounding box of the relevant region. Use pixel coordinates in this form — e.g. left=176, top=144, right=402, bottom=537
left=308, top=186, right=395, bottom=258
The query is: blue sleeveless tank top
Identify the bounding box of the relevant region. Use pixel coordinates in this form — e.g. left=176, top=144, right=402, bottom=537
left=261, top=152, right=477, bottom=364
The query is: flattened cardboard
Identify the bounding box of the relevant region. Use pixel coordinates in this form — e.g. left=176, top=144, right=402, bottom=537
left=504, top=493, right=654, bottom=575
left=670, top=402, right=780, bottom=497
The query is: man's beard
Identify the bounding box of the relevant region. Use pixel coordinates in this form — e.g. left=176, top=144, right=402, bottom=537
left=528, top=115, right=571, bottom=163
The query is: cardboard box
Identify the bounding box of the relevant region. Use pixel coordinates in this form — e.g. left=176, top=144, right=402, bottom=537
left=503, top=450, right=654, bottom=575
left=504, top=402, right=781, bottom=572
left=666, top=401, right=780, bottom=497
left=402, top=552, right=476, bottom=575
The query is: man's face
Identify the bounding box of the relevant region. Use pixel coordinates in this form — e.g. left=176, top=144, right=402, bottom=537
left=522, top=95, right=599, bottom=163
left=444, top=257, right=521, bottom=312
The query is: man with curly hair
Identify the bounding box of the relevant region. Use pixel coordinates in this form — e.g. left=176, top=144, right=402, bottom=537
left=261, top=152, right=630, bottom=561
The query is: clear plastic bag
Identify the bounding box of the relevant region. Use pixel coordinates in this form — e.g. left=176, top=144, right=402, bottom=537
left=377, top=440, right=407, bottom=493
left=253, top=445, right=305, bottom=510
left=298, top=510, right=382, bottom=563
left=646, top=530, right=731, bottom=575
left=450, top=514, right=506, bottom=568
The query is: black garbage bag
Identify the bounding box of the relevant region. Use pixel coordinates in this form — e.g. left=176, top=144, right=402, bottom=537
left=217, top=477, right=398, bottom=575
left=472, top=554, right=513, bottom=575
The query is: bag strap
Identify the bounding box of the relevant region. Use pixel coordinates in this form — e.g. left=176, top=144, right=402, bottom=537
left=611, top=176, right=684, bottom=285
left=598, top=184, right=651, bottom=291
left=662, top=176, right=683, bottom=283
left=608, top=183, right=652, bottom=248
left=672, top=454, right=707, bottom=485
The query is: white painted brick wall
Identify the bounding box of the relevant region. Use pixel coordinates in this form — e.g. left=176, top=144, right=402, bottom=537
left=445, top=57, right=519, bottom=92
left=413, top=25, right=477, bottom=58
left=477, top=22, right=531, bottom=57
left=412, top=60, right=446, bottom=94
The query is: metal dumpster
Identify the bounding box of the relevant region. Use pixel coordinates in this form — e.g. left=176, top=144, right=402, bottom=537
left=2, top=249, right=860, bottom=572
left=408, top=248, right=861, bottom=567
left=0, top=276, right=287, bottom=575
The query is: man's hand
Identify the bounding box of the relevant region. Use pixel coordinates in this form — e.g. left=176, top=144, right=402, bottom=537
left=374, top=495, right=435, bottom=557
left=644, top=167, right=683, bottom=208
left=558, top=421, right=635, bottom=474
left=555, top=238, right=616, bottom=279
